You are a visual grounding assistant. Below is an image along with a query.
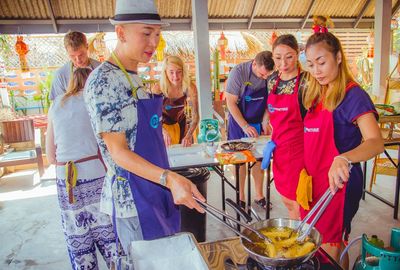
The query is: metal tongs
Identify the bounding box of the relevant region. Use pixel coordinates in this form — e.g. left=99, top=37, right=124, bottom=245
left=193, top=197, right=272, bottom=244
left=295, top=179, right=344, bottom=242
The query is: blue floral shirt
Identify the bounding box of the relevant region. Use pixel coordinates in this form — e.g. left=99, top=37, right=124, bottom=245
left=84, top=61, right=150, bottom=218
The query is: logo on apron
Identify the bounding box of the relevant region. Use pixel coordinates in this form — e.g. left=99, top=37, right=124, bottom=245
left=268, top=104, right=288, bottom=113
left=150, top=114, right=160, bottom=129
left=304, top=127, right=320, bottom=133
left=244, top=95, right=264, bottom=102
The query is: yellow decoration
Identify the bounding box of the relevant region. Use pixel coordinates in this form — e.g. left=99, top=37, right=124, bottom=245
left=296, top=169, right=313, bottom=210
left=156, top=34, right=166, bottom=61
left=88, top=32, right=108, bottom=62
left=65, top=161, right=78, bottom=204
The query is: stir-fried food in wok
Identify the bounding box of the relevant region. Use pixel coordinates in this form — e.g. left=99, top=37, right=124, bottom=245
left=245, top=226, right=316, bottom=258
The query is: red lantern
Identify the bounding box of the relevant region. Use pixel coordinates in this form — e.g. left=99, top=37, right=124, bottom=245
left=15, top=36, right=29, bottom=72
left=217, top=32, right=228, bottom=60
left=270, top=31, right=278, bottom=46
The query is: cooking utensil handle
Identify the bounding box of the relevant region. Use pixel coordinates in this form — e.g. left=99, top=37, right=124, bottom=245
left=194, top=197, right=251, bottom=229
left=297, top=188, right=331, bottom=232
left=250, top=207, right=262, bottom=222
left=194, top=197, right=272, bottom=243
left=225, top=198, right=253, bottom=223
left=197, top=200, right=253, bottom=242
left=298, top=192, right=335, bottom=242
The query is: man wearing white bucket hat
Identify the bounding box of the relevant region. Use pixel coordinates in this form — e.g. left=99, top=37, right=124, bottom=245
left=84, top=0, right=205, bottom=261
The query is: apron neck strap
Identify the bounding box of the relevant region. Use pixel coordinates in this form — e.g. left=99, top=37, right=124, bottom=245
left=248, top=61, right=254, bottom=81
left=111, top=52, right=139, bottom=99
left=272, top=67, right=301, bottom=94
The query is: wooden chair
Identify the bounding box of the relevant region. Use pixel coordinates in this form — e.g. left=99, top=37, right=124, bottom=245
left=0, top=119, right=44, bottom=177
left=369, top=116, right=400, bottom=191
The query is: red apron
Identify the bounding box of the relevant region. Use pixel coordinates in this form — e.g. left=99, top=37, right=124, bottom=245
left=301, top=82, right=358, bottom=244
left=267, top=69, right=304, bottom=200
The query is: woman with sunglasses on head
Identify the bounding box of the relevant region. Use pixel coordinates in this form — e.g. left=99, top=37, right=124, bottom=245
left=265, top=34, right=307, bottom=219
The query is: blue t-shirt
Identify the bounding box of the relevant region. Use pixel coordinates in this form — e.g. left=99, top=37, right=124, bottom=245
left=333, top=85, right=378, bottom=153
left=332, top=85, right=377, bottom=235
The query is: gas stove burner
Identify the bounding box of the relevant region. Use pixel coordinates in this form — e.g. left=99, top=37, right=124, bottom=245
left=246, top=257, right=320, bottom=270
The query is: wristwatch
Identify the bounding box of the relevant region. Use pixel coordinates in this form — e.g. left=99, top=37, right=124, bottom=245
left=159, top=170, right=169, bottom=187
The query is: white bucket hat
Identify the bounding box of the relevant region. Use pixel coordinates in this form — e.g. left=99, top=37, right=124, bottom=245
left=109, top=0, right=169, bottom=26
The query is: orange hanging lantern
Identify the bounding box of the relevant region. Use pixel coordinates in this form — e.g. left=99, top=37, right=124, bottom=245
left=270, top=31, right=278, bottom=46
left=156, top=34, right=166, bottom=62
left=15, top=36, right=29, bottom=72
left=366, top=31, right=374, bottom=59
left=217, top=32, right=228, bottom=60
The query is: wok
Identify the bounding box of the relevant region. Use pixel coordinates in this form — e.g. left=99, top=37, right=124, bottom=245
left=240, top=218, right=322, bottom=268
left=196, top=198, right=322, bottom=268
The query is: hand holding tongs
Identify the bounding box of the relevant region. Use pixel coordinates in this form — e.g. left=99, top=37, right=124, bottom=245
left=296, top=179, right=344, bottom=242
left=193, top=197, right=272, bottom=244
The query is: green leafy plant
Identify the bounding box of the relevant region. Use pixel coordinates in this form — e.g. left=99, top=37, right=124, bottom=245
left=0, top=35, right=11, bottom=56
left=37, top=71, right=54, bottom=113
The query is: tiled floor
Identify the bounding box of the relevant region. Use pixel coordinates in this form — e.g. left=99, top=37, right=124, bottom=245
left=0, top=160, right=399, bottom=269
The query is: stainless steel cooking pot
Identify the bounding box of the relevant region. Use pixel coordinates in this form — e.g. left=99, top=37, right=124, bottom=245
left=195, top=198, right=322, bottom=268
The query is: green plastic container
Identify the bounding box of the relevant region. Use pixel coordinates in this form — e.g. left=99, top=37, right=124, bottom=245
left=353, top=228, right=400, bottom=270
left=197, top=119, right=221, bottom=143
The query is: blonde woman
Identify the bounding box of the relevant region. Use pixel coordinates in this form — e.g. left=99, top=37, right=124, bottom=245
left=303, top=31, right=383, bottom=267
left=154, top=55, right=199, bottom=147
left=46, top=68, right=116, bottom=269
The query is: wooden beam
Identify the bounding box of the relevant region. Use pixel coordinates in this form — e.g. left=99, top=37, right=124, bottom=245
left=45, top=0, right=58, bottom=33
left=301, top=0, right=316, bottom=29
left=393, top=0, right=400, bottom=17
left=0, top=17, right=376, bottom=34
left=353, top=0, right=372, bottom=28
left=247, top=0, right=260, bottom=30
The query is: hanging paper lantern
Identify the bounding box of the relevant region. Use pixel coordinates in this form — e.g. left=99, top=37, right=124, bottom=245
left=217, top=32, right=228, bottom=60
left=270, top=31, right=278, bottom=46
left=156, top=34, right=166, bottom=62
left=15, top=36, right=29, bottom=72
left=391, top=19, right=399, bottom=30
left=93, top=33, right=107, bottom=62
left=366, top=32, right=374, bottom=59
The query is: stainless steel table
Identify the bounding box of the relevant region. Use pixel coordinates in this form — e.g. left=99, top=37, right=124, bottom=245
left=167, top=137, right=273, bottom=226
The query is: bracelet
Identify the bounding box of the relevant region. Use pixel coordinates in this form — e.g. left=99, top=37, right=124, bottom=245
left=159, top=170, right=169, bottom=187
left=334, top=155, right=352, bottom=165
left=241, top=124, right=250, bottom=131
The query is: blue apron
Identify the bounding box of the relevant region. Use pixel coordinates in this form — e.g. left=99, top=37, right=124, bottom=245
left=111, top=53, right=180, bottom=241
left=228, top=62, right=268, bottom=139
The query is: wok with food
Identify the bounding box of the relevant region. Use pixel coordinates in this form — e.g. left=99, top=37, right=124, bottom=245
left=240, top=218, right=321, bottom=268
left=195, top=197, right=322, bottom=268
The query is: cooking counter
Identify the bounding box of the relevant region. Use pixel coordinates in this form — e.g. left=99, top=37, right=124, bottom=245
left=167, top=136, right=273, bottom=220
left=198, top=237, right=248, bottom=270
left=198, top=237, right=343, bottom=270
